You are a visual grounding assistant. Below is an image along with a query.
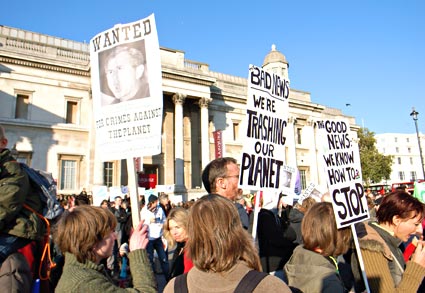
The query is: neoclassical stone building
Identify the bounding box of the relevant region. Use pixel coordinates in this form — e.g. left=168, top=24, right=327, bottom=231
left=0, top=25, right=358, bottom=200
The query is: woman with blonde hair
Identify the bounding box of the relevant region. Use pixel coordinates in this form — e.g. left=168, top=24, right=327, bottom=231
left=164, top=194, right=291, bottom=292
left=284, top=202, right=352, bottom=292
left=53, top=205, right=156, bottom=292
left=163, top=207, right=193, bottom=279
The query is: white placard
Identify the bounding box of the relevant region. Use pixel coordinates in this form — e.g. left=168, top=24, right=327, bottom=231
left=90, top=14, right=163, bottom=161
left=109, top=186, right=124, bottom=199
left=92, top=185, right=108, bottom=206
left=317, top=119, right=369, bottom=228
left=298, top=182, right=323, bottom=204
left=239, top=65, right=290, bottom=192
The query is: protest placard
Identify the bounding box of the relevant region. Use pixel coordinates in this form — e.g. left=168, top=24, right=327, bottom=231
left=414, top=181, right=425, bottom=202
left=90, top=14, right=163, bottom=161
left=238, top=65, right=291, bottom=240
left=109, top=186, right=124, bottom=199
left=317, top=119, right=369, bottom=228
left=317, top=118, right=371, bottom=292
left=298, top=182, right=322, bottom=204
left=92, top=185, right=108, bottom=207
left=90, top=14, right=162, bottom=227
left=239, top=65, right=290, bottom=192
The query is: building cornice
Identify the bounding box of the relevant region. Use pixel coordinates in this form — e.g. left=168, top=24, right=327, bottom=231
left=162, top=70, right=215, bottom=87
left=0, top=118, right=90, bottom=133
left=1, top=54, right=220, bottom=86
left=0, top=56, right=90, bottom=76
left=289, top=99, right=325, bottom=112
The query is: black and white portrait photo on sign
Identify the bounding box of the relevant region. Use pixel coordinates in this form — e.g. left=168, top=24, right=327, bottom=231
left=281, top=169, right=292, bottom=188
left=90, top=15, right=163, bottom=161
left=99, top=40, right=150, bottom=106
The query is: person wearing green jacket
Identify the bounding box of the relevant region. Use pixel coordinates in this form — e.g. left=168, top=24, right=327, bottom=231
left=0, top=125, right=44, bottom=265
left=54, top=205, right=156, bottom=292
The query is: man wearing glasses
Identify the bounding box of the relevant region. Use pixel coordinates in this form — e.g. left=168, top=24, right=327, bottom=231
left=201, top=157, right=249, bottom=230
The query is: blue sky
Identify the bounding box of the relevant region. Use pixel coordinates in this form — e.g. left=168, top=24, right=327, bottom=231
left=2, top=0, right=424, bottom=134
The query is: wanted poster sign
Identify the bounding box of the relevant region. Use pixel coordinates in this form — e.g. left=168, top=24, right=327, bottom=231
left=90, top=14, right=163, bottom=161
left=317, top=119, right=369, bottom=228
left=239, top=65, right=290, bottom=192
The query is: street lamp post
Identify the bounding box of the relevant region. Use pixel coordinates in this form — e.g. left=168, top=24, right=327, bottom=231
left=410, top=107, right=425, bottom=179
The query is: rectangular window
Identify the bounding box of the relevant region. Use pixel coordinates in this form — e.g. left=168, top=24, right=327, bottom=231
left=66, top=101, right=78, bottom=124
left=411, top=171, right=417, bottom=181
left=103, top=162, right=114, bottom=187
left=399, top=171, right=405, bottom=181
left=407, top=137, right=410, bottom=143
left=395, top=137, right=398, bottom=143
left=396, top=147, right=399, bottom=153
left=299, top=170, right=307, bottom=190
left=296, top=128, right=302, bottom=144
left=58, top=154, right=81, bottom=192
left=408, top=147, right=411, bottom=153
left=15, top=94, right=29, bottom=119
left=232, top=122, right=239, bottom=141
left=60, top=160, right=76, bottom=190
left=398, top=157, right=401, bottom=164
left=410, top=157, right=414, bottom=164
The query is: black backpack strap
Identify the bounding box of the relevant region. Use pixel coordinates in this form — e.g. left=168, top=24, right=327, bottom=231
left=174, top=273, right=188, bottom=293
left=234, top=270, right=269, bottom=293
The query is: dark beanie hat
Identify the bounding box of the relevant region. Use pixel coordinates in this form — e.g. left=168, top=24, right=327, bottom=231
left=148, top=194, right=158, bottom=203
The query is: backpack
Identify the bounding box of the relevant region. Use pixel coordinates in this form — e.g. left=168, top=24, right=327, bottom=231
left=174, top=270, right=269, bottom=293
left=20, top=163, right=64, bottom=220
left=19, top=163, right=62, bottom=286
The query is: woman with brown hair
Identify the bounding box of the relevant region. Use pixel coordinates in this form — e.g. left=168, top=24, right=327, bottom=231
left=100, top=199, right=110, bottom=209
left=164, top=194, right=291, bottom=292
left=53, top=205, right=156, bottom=292
left=358, top=190, right=425, bottom=292
left=288, top=197, right=317, bottom=245
left=284, top=202, right=352, bottom=292
left=163, top=207, right=193, bottom=279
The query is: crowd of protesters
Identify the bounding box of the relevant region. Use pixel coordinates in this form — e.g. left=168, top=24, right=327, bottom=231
left=2, top=127, right=425, bottom=293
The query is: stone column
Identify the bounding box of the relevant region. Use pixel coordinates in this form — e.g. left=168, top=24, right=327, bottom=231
left=93, top=159, right=105, bottom=186
left=307, top=119, right=318, bottom=185
left=287, top=116, right=297, bottom=167
left=199, top=97, right=212, bottom=170
left=173, top=93, right=186, bottom=188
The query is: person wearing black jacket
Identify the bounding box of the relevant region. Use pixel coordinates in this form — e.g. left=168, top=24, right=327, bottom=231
left=257, top=197, right=297, bottom=274
left=159, top=193, right=172, bottom=217
left=107, top=195, right=128, bottom=276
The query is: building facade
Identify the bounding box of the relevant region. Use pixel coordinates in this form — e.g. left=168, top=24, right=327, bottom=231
left=375, top=133, right=425, bottom=184
left=0, top=25, right=358, bottom=200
